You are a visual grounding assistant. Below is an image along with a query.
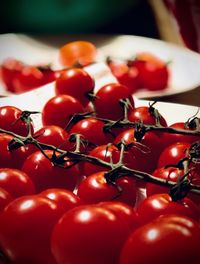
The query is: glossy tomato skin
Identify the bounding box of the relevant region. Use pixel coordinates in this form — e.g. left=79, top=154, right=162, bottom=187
left=77, top=171, right=137, bottom=206
left=42, top=94, right=84, bottom=129
left=0, top=134, right=33, bottom=169
left=99, top=201, right=139, bottom=231
left=120, top=214, right=200, bottom=264
left=158, top=142, right=191, bottom=168
left=40, top=188, right=82, bottom=212
left=55, top=68, right=95, bottom=106
left=161, top=122, right=200, bottom=148
left=94, top=83, right=134, bottom=120
left=22, top=150, right=79, bottom=192
left=131, top=52, right=169, bottom=91
left=108, top=61, right=141, bottom=94
left=114, top=128, right=164, bottom=179
left=0, top=168, right=35, bottom=198
left=59, top=41, right=97, bottom=67
left=146, top=167, right=184, bottom=197
left=0, top=106, right=33, bottom=136
left=83, top=144, right=118, bottom=176
left=34, top=125, right=70, bottom=150
left=51, top=204, right=131, bottom=264
left=137, top=193, right=199, bottom=225
left=0, top=195, right=64, bottom=264
left=128, top=106, right=167, bottom=127
left=69, top=117, right=112, bottom=151
left=0, top=187, right=13, bottom=211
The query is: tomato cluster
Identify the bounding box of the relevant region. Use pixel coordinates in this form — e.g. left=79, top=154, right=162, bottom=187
left=107, top=52, right=169, bottom=93
left=0, top=41, right=200, bottom=264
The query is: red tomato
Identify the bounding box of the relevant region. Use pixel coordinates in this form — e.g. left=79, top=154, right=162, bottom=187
left=34, top=125, right=70, bottom=150
left=0, top=187, right=13, bottom=211
left=40, top=188, right=82, bottom=212
left=83, top=144, right=118, bottom=176
left=51, top=204, right=131, bottom=264
left=137, top=193, right=199, bottom=225
left=0, top=168, right=35, bottom=198
left=0, top=106, right=33, bottom=136
left=59, top=41, right=97, bottom=67
left=0, top=58, right=24, bottom=92
left=55, top=68, right=95, bottom=106
left=42, top=94, right=84, bottom=129
left=99, top=201, right=139, bottom=231
left=0, top=134, right=33, bottom=169
left=146, top=167, right=184, bottom=197
left=114, top=128, right=163, bottom=174
left=131, top=52, right=169, bottom=91
left=22, top=150, right=79, bottom=192
left=13, top=65, right=56, bottom=93
left=161, top=122, right=200, bottom=148
left=108, top=61, right=141, bottom=93
left=120, top=214, right=200, bottom=264
left=69, top=117, right=112, bottom=150
left=0, top=195, right=64, bottom=264
left=128, top=106, right=167, bottom=127
left=158, top=142, right=191, bottom=168
left=94, top=83, right=134, bottom=120
left=77, top=171, right=137, bottom=206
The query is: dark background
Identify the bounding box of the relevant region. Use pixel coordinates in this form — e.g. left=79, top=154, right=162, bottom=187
left=1, top=0, right=159, bottom=39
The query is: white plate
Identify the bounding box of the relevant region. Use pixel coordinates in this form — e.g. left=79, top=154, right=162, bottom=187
left=0, top=34, right=200, bottom=98
left=99, top=35, right=200, bottom=98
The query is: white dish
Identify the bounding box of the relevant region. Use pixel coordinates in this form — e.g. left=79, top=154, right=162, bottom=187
left=0, top=34, right=200, bottom=99
left=99, top=35, right=200, bottom=98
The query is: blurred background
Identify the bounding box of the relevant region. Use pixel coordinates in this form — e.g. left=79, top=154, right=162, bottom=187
left=1, top=0, right=158, bottom=38
left=1, top=0, right=200, bottom=53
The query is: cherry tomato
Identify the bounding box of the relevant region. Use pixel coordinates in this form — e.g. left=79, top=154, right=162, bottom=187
left=108, top=61, right=140, bottom=93
left=22, top=150, right=79, bottom=192
left=59, top=40, right=97, bottom=67
left=131, top=52, right=169, bottom=91
left=158, top=142, right=191, bottom=168
left=40, top=188, right=82, bottom=212
left=51, top=204, right=131, bottom=264
left=99, top=201, right=139, bottom=231
left=0, top=187, right=13, bottom=211
left=13, top=65, right=56, bottom=93
left=0, top=195, right=65, bottom=264
left=120, top=214, right=200, bottom=264
left=0, top=134, right=33, bottom=169
left=77, top=171, right=137, bottom=206
left=114, top=128, right=163, bottom=174
left=146, top=167, right=184, bottom=197
left=128, top=106, right=167, bottom=127
left=0, top=168, right=35, bottom=198
left=0, top=58, right=24, bottom=92
left=161, top=121, right=200, bottom=149
left=137, top=193, right=199, bottom=225
left=42, top=94, right=84, bottom=129
left=83, top=144, right=119, bottom=176
left=34, top=125, right=70, bottom=150
left=94, top=83, right=134, bottom=120
left=0, top=106, right=33, bottom=136
left=55, top=68, right=95, bottom=106
left=69, top=117, right=112, bottom=150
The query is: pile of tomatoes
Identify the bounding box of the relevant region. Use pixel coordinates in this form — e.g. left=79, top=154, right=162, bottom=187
left=0, top=41, right=200, bottom=264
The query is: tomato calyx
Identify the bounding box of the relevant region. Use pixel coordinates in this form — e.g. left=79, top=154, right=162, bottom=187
left=148, top=101, right=163, bottom=127
left=65, top=111, right=94, bottom=131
